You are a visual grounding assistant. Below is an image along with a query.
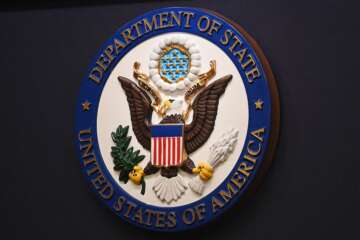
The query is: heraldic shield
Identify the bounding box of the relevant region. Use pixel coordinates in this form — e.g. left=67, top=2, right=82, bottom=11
left=150, top=124, right=184, bottom=167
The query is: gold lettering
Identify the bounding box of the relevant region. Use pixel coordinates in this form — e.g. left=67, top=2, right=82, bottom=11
left=144, top=209, right=156, bottom=226
left=234, top=48, right=247, bottom=63
left=182, top=208, right=196, bottom=225
left=121, top=28, right=136, bottom=45
left=79, top=143, right=93, bottom=158
left=78, top=129, right=113, bottom=200
left=219, top=182, right=238, bottom=202
left=96, top=55, right=111, bottom=71
left=207, top=19, right=222, bottom=36
left=104, top=45, right=115, bottom=62
left=247, top=140, right=262, bottom=157
left=231, top=172, right=246, bottom=188
left=197, top=15, right=210, bottom=32
left=159, top=12, right=169, bottom=29
left=86, top=161, right=100, bottom=175
left=251, top=128, right=265, bottom=142
left=241, top=53, right=256, bottom=69
left=167, top=212, right=177, bottom=228
left=194, top=203, right=206, bottom=221
left=143, top=16, right=159, bottom=32
left=155, top=211, right=166, bottom=228
left=211, top=196, right=224, bottom=213
left=124, top=201, right=137, bottom=218
left=220, top=29, right=233, bottom=45
left=229, top=35, right=242, bottom=52
left=133, top=21, right=143, bottom=38
left=83, top=156, right=96, bottom=167
left=238, top=162, right=254, bottom=177
left=133, top=208, right=143, bottom=224
left=169, top=11, right=181, bottom=27
left=246, top=66, right=261, bottom=83
left=244, top=154, right=257, bottom=164
left=113, top=196, right=126, bottom=212
left=89, top=66, right=102, bottom=84
left=91, top=174, right=106, bottom=189
left=98, top=182, right=113, bottom=200
left=78, top=129, right=93, bottom=157
left=114, top=38, right=126, bottom=54
left=182, top=11, right=194, bottom=28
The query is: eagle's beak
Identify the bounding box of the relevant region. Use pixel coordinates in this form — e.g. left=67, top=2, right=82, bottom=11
left=158, top=99, right=173, bottom=116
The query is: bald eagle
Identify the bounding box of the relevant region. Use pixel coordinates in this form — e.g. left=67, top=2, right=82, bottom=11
left=117, top=75, right=232, bottom=195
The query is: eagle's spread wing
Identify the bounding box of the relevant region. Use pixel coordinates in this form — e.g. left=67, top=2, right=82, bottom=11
left=184, top=75, right=232, bottom=154
left=118, top=76, right=152, bottom=150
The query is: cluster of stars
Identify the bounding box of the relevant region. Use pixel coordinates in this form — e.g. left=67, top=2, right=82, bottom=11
left=160, top=48, right=189, bottom=82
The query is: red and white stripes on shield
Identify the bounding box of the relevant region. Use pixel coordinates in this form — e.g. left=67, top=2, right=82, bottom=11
left=151, top=136, right=183, bottom=167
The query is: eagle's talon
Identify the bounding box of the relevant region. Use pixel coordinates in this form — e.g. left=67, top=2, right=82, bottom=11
left=192, top=162, right=213, bottom=181
left=129, top=165, right=145, bottom=185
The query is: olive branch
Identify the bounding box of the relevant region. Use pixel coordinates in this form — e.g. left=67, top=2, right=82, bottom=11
left=111, top=125, right=146, bottom=194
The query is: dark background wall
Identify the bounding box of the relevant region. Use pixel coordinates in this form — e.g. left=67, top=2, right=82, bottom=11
left=1, top=0, right=359, bottom=239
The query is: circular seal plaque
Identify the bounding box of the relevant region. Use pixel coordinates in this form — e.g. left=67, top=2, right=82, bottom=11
left=75, top=7, right=280, bottom=231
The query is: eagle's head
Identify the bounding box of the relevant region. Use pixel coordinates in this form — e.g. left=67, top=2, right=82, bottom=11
left=166, top=98, right=185, bottom=115
left=159, top=97, right=187, bottom=124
